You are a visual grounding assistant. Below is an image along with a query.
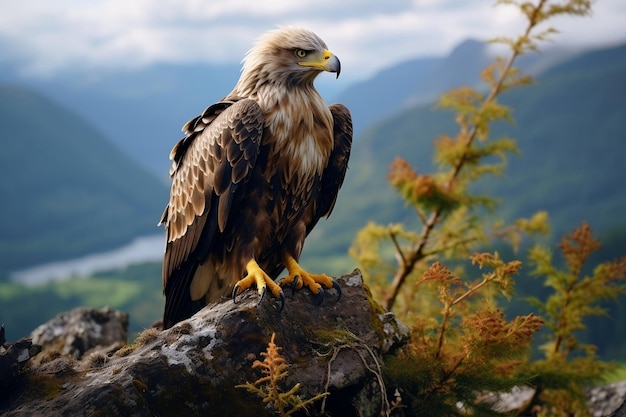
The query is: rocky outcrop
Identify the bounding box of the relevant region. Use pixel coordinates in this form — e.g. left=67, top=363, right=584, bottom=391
left=0, top=337, right=41, bottom=402
left=1, top=269, right=625, bottom=416
left=30, top=306, right=128, bottom=359
left=1, top=270, right=409, bottom=417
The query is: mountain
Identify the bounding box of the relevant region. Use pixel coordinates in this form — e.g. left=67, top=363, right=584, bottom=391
left=333, top=39, right=490, bottom=137
left=332, top=39, right=576, bottom=137
left=0, top=62, right=344, bottom=177
left=0, top=85, right=168, bottom=276
left=0, top=63, right=241, bottom=177
left=0, top=39, right=579, bottom=177
left=486, top=43, right=626, bottom=234
left=302, top=42, right=626, bottom=273
left=332, top=55, right=440, bottom=137
left=1, top=40, right=622, bottom=277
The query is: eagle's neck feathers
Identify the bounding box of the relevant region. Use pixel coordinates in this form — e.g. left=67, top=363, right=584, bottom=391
left=230, top=68, right=334, bottom=186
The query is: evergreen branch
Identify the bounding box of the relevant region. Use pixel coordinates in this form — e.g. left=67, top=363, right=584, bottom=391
left=383, top=1, right=544, bottom=311
left=385, top=209, right=439, bottom=310
left=389, top=229, right=408, bottom=269
left=452, top=275, right=491, bottom=307
left=435, top=301, right=452, bottom=360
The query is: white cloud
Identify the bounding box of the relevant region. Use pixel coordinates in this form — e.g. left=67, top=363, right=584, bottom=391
left=1, top=0, right=624, bottom=80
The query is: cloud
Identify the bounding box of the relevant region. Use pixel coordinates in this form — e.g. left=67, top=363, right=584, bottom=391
left=1, top=0, right=624, bottom=80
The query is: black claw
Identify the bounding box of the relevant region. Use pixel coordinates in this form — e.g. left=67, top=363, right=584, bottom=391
left=312, top=288, right=325, bottom=305
left=331, top=280, right=342, bottom=302
left=232, top=285, right=240, bottom=303
left=258, top=286, right=267, bottom=306
left=291, top=275, right=300, bottom=296
left=277, top=290, right=286, bottom=312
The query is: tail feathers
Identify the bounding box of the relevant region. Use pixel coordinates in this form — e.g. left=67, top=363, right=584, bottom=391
left=163, top=259, right=205, bottom=329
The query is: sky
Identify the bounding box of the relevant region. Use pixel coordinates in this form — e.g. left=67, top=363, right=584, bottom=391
left=1, top=0, right=625, bottom=82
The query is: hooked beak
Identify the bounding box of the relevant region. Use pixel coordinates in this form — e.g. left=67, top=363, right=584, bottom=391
left=298, top=49, right=341, bottom=78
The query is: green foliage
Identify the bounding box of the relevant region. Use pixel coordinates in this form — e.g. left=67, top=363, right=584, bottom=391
left=349, top=0, right=563, bottom=314
left=384, top=255, right=544, bottom=416
left=0, top=262, right=163, bottom=341
left=606, top=363, right=626, bottom=384
left=237, top=333, right=328, bottom=416
left=327, top=41, right=626, bottom=284
left=517, top=222, right=626, bottom=416
left=347, top=0, right=624, bottom=415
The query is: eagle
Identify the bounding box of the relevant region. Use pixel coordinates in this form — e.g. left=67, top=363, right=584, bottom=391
left=159, top=27, right=353, bottom=329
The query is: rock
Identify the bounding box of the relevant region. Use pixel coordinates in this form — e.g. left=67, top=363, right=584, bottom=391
left=611, top=398, right=626, bottom=417
left=587, top=380, right=626, bottom=417
left=0, top=337, right=42, bottom=410
left=3, top=269, right=624, bottom=417
left=29, top=306, right=128, bottom=360
left=1, top=270, right=410, bottom=417
left=478, top=380, right=626, bottom=417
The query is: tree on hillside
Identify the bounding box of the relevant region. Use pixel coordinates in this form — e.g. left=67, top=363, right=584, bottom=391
left=350, top=0, right=626, bottom=415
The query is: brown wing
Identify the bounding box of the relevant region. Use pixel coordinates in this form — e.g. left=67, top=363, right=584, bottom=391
left=160, top=98, right=264, bottom=328
left=307, top=103, right=352, bottom=234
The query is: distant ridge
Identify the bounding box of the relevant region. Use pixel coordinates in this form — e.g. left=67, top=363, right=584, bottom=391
left=0, top=38, right=582, bottom=176
left=303, top=41, right=626, bottom=269
left=0, top=85, right=168, bottom=276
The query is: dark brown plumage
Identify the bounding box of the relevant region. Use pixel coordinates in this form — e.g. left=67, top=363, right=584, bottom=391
left=159, top=27, right=352, bottom=329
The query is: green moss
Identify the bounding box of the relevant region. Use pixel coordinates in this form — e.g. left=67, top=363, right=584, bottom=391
left=311, top=328, right=358, bottom=347
left=362, top=281, right=387, bottom=316
left=115, top=343, right=138, bottom=357
left=26, top=373, right=63, bottom=401
left=135, top=327, right=160, bottom=345
left=362, top=282, right=388, bottom=343
left=605, top=363, right=626, bottom=383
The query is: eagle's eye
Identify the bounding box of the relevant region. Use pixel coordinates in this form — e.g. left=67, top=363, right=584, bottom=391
left=294, top=49, right=308, bottom=58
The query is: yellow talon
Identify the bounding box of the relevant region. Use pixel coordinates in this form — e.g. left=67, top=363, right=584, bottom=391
left=280, top=255, right=337, bottom=296
left=232, top=259, right=285, bottom=308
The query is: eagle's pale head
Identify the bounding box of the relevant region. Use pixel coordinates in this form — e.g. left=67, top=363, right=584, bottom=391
left=234, top=27, right=341, bottom=96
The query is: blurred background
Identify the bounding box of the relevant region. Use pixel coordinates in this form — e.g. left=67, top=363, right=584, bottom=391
left=1, top=0, right=625, bottom=359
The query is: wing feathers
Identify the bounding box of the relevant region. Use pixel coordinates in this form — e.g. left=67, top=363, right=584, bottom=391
left=191, top=186, right=205, bottom=214
left=307, top=103, right=352, bottom=235
left=217, top=184, right=234, bottom=232
left=213, top=156, right=231, bottom=195
left=162, top=99, right=264, bottom=305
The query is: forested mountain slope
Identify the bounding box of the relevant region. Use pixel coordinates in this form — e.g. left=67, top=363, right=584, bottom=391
left=0, top=85, right=168, bottom=276
left=304, top=42, right=626, bottom=271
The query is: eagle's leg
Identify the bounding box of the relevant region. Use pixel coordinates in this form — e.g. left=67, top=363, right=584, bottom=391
left=279, top=255, right=341, bottom=303
left=232, top=259, right=285, bottom=309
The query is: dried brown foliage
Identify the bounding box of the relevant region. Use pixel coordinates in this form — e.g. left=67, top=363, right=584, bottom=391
left=236, top=333, right=328, bottom=416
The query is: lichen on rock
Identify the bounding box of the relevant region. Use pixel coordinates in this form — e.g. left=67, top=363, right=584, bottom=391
left=2, top=270, right=409, bottom=417
left=1, top=269, right=625, bottom=416
left=30, top=306, right=128, bottom=359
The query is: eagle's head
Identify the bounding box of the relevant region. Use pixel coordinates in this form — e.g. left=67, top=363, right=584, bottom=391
left=234, top=27, right=341, bottom=96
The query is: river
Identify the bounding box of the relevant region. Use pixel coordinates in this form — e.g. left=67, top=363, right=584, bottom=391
left=10, top=235, right=164, bottom=286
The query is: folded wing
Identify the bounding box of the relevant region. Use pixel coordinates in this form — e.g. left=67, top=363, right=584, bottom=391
left=160, top=98, right=264, bottom=327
